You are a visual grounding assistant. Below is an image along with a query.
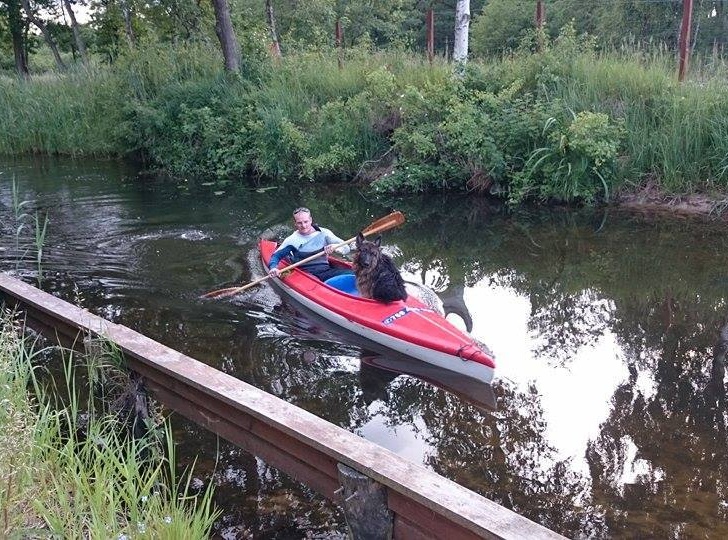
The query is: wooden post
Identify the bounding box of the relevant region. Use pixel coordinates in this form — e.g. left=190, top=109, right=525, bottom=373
left=337, top=463, right=393, bottom=539
left=678, top=0, right=694, bottom=82
left=426, top=8, right=434, bottom=65
left=535, top=0, right=545, bottom=52
left=336, top=18, right=343, bottom=69
left=535, top=0, right=544, bottom=29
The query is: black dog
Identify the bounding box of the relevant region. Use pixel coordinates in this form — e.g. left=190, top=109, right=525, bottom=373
left=353, top=233, right=407, bottom=302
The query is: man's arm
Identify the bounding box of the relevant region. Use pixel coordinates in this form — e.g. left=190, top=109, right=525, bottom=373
left=268, top=244, right=295, bottom=269
left=322, top=228, right=351, bottom=255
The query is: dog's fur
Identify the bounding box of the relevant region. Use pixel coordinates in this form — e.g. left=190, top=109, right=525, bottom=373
left=353, top=233, right=407, bottom=302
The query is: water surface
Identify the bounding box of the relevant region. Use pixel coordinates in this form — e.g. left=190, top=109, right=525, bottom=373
left=1, top=156, right=727, bottom=539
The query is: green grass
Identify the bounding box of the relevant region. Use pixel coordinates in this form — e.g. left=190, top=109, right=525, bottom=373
left=0, top=310, right=219, bottom=538
left=2, top=41, right=728, bottom=198
left=0, top=69, right=126, bottom=155
left=553, top=52, right=728, bottom=191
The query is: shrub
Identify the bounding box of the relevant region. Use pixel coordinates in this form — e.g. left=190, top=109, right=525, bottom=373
left=510, top=111, right=625, bottom=205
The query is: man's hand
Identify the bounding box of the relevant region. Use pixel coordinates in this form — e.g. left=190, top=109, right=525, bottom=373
left=269, top=268, right=281, bottom=278
left=324, top=244, right=337, bottom=255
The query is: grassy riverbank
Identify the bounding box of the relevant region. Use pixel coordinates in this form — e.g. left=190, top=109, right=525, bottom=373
left=1, top=29, right=727, bottom=205
left=0, top=310, right=218, bottom=538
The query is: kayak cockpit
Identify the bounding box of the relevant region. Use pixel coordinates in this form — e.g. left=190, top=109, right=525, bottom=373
left=324, top=273, right=360, bottom=296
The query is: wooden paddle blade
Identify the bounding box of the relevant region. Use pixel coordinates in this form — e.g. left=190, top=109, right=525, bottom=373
left=200, top=274, right=271, bottom=299
left=200, top=288, right=240, bottom=299
left=361, top=211, right=405, bottom=236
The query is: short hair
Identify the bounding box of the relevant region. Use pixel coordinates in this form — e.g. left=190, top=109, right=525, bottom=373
left=293, top=207, right=310, bottom=216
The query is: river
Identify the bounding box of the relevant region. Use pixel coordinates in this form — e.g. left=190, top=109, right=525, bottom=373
left=1, top=156, right=727, bottom=539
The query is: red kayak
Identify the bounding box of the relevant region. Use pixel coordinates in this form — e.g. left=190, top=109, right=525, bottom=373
left=260, top=240, right=495, bottom=384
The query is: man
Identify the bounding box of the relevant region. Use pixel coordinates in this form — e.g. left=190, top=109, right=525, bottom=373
left=268, top=207, right=353, bottom=281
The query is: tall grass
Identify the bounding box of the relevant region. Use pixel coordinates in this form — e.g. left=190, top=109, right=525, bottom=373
left=553, top=51, right=728, bottom=191
left=2, top=39, right=728, bottom=197
left=0, top=310, right=219, bottom=538
left=0, top=69, right=126, bottom=155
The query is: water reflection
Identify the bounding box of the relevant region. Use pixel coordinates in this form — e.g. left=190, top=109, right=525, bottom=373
left=2, top=156, right=728, bottom=538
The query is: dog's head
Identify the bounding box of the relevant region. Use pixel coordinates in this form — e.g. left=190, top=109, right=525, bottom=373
left=354, top=233, right=382, bottom=270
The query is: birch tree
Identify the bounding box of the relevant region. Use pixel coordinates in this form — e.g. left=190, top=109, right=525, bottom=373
left=265, top=0, right=281, bottom=58
left=453, top=0, right=470, bottom=65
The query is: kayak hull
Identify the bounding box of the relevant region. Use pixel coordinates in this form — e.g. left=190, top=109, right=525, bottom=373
left=260, top=240, right=495, bottom=384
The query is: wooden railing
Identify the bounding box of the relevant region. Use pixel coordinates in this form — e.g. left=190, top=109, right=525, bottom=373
left=0, top=273, right=564, bottom=540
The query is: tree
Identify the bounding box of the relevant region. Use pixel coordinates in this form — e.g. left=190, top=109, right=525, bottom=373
left=453, top=0, right=469, bottom=64
left=264, top=0, right=281, bottom=57
left=61, top=0, right=88, bottom=64
left=3, top=0, right=30, bottom=74
left=20, top=0, right=65, bottom=69
left=211, top=0, right=240, bottom=71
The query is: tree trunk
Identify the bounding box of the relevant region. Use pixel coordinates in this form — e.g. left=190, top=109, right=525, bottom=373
left=265, top=0, right=282, bottom=58
left=62, top=0, right=89, bottom=65
left=335, top=18, right=343, bottom=69
left=21, top=0, right=66, bottom=70
left=121, top=0, right=136, bottom=46
left=677, top=0, right=694, bottom=81
left=211, top=0, right=241, bottom=72
left=426, top=8, right=434, bottom=64
left=453, top=0, right=470, bottom=66
left=7, top=0, right=29, bottom=76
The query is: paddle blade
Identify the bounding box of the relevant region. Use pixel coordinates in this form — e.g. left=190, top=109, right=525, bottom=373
left=361, top=211, right=405, bottom=236
left=200, top=275, right=270, bottom=299
left=200, top=288, right=239, bottom=299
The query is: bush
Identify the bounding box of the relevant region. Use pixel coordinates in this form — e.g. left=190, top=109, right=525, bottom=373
left=510, top=111, right=625, bottom=204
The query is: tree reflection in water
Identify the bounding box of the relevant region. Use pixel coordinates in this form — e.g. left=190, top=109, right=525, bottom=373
left=4, top=165, right=728, bottom=538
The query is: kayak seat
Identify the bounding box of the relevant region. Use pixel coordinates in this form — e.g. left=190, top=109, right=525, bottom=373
left=325, top=274, right=360, bottom=296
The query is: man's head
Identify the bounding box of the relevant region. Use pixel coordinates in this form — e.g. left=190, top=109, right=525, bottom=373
left=292, top=207, right=314, bottom=235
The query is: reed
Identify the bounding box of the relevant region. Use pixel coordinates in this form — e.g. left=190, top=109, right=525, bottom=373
left=34, top=212, right=49, bottom=285
left=554, top=52, right=728, bottom=191
left=0, top=69, right=126, bottom=156
left=0, top=311, right=219, bottom=538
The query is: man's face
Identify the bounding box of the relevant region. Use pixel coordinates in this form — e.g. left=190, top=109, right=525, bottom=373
left=293, top=211, right=314, bottom=234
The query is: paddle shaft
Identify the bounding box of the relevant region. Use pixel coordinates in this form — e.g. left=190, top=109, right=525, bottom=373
left=202, top=211, right=404, bottom=299
left=221, top=237, right=352, bottom=296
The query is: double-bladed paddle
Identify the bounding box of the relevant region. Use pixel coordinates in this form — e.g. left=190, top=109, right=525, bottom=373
left=201, top=211, right=405, bottom=299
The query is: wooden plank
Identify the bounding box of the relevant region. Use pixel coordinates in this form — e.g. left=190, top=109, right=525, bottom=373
left=0, top=273, right=566, bottom=540
left=149, top=384, right=341, bottom=498
left=390, top=491, right=497, bottom=540
left=135, top=361, right=342, bottom=486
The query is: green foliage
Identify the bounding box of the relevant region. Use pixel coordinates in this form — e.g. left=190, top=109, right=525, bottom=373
left=376, top=76, right=552, bottom=195
left=1, top=20, right=728, bottom=202
left=124, top=76, right=253, bottom=178
left=0, top=313, right=219, bottom=538
left=471, top=0, right=534, bottom=56
left=510, top=111, right=625, bottom=205
left=0, top=69, right=127, bottom=155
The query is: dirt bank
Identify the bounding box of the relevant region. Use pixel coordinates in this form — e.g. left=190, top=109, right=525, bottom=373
left=615, top=183, right=728, bottom=220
